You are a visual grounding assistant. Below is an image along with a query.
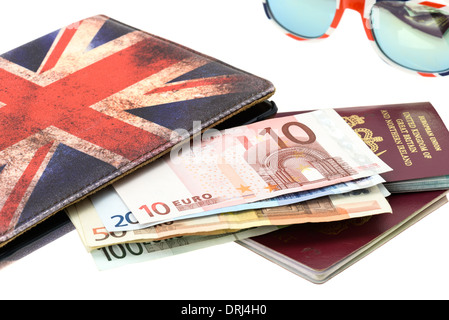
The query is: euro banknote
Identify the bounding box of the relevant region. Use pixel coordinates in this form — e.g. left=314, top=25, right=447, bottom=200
left=112, top=109, right=392, bottom=225
left=93, top=175, right=385, bottom=232
left=66, top=185, right=391, bottom=251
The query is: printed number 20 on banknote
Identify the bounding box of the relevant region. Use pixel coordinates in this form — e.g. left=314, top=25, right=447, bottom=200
left=113, top=109, right=392, bottom=225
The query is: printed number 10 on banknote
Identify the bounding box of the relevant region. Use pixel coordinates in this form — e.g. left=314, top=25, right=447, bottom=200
left=113, top=109, right=392, bottom=225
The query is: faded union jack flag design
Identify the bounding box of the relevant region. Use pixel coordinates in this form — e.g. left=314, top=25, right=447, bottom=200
left=0, top=15, right=273, bottom=243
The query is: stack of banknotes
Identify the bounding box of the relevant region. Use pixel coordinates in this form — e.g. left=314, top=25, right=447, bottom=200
left=66, top=109, right=394, bottom=270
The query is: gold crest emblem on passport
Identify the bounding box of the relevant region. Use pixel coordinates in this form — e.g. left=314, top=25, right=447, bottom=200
left=343, top=115, right=386, bottom=156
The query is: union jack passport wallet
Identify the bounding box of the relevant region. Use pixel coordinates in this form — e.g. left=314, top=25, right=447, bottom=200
left=0, top=15, right=275, bottom=250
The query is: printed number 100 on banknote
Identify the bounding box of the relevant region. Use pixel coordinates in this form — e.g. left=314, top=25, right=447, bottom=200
left=113, top=109, right=392, bottom=225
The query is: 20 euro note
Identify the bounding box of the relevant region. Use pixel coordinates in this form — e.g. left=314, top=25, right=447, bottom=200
left=66, top=184, right=391, bottom=251
left=113, top=109, right=392, bottom=225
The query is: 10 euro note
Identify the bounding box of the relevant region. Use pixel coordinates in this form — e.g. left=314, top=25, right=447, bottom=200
left=112, top=109, right=392, bottom=225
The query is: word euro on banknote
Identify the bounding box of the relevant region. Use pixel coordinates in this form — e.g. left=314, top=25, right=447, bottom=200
left=113, top=109, right=392, bottom=225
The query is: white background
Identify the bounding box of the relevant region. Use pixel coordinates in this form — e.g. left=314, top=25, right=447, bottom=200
left=0, top=0, right=448, bottom=300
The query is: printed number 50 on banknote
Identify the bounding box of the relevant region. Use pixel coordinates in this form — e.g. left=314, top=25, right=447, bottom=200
left=113, top=109, right=392, bottom=225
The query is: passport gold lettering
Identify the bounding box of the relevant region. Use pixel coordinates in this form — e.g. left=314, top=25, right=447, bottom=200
left=396, top=119, right=408, bottom=134
left=384, top=111, right=440, bottom=164
left=419, top=115, right=434, bottom=137
left=419, top=115, right=442, bottom=151
left=403, top=112, right=417, bottom=129
left=412, top=129, right=428, bottom=152
left=403, top=134, right=417, bottom=153
left=386, top=119, right=402, bottom=145
left=430, top=137, right=442, bottom=151
left=397, top=145, right=412, bottom=167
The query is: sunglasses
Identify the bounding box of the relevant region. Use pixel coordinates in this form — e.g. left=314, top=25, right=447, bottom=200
left=262, top=0, right=449, bottom=77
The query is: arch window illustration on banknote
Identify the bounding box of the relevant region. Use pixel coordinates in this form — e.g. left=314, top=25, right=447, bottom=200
left=244, top=129, right=356, bottom=191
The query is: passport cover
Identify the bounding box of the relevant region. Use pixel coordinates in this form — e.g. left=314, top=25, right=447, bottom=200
left=239, top=190, right=448, bottom=283
left=0, top=100, right=277, bottom=264
left=0, top=15, right=275, bottom=246
left=278, top=102, right=449, bottom=188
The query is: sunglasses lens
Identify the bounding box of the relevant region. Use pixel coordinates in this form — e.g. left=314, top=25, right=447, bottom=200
left=266, top=0, right=337, bottom=39
left=371, top=1, right=449, bottom=73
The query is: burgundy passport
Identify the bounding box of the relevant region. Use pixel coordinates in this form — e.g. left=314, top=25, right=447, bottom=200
left=0, top=15, right=275, bottom=247
left=239, top=190, right=448, bottom=283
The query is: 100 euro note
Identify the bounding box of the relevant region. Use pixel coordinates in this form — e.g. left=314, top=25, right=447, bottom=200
left=112, top=109, right=392, bottom=225
left=66, top=184, right=391, bottom=251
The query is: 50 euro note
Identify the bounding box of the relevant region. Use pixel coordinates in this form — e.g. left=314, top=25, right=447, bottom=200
left=66, top=184, right=391, bottom=251
left=112, top=109, right=392, bottom=225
